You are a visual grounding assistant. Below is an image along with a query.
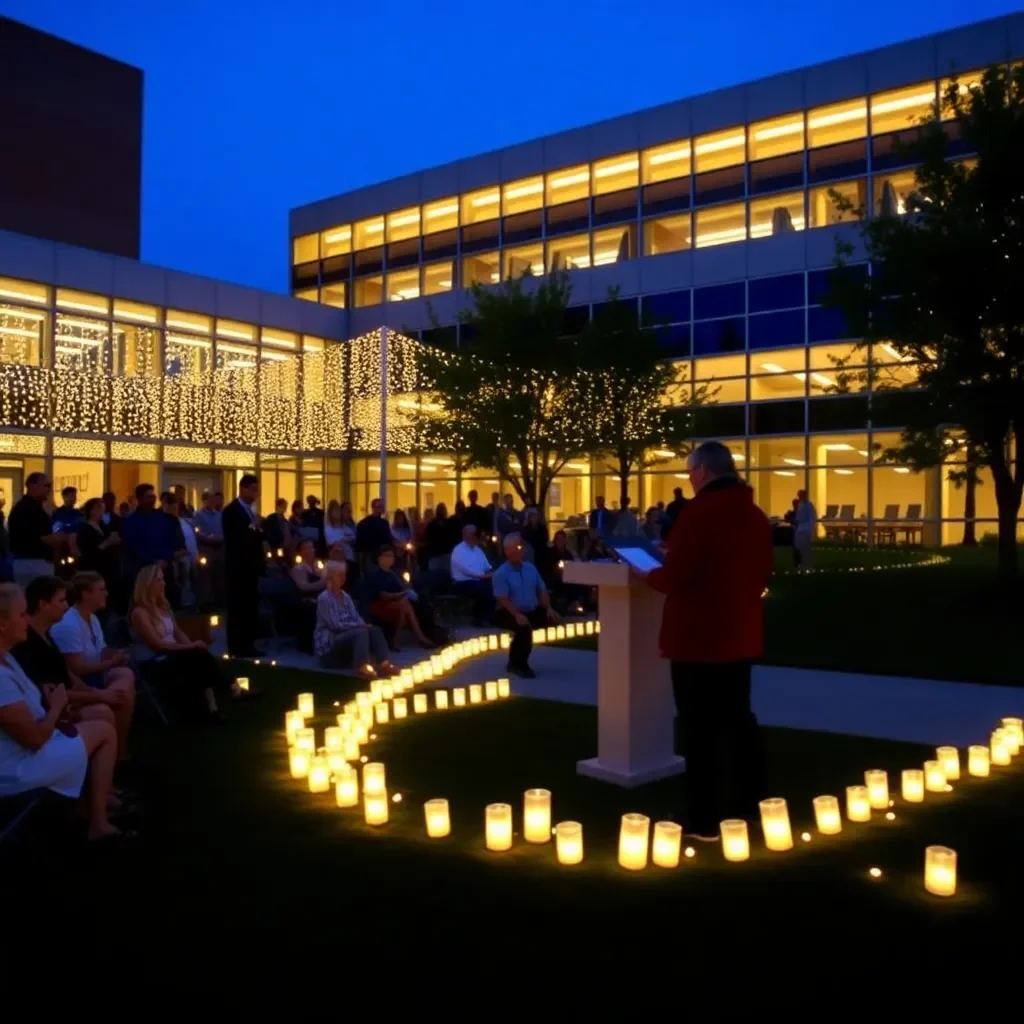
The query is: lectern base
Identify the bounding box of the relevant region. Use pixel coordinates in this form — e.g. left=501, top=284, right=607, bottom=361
left=576, top=755, right=686, bottom=789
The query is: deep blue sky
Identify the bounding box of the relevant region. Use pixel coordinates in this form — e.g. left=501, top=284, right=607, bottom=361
left=4, top=0, right=1020, bottom=293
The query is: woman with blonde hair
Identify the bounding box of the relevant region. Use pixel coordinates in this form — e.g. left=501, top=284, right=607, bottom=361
left=130, top=564, right=242, bottom=720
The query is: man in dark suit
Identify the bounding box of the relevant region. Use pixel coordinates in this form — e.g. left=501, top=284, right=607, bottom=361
left=223, top=473, right=264, bottom=657
left=662, top=486, right=689, bottom=541
left=588, top=495, right=616, bottom=535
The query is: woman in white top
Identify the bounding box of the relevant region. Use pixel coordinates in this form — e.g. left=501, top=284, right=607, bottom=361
left=324, top=500, right=357, bottom=563
left=0, top=582, right=126, bottom=842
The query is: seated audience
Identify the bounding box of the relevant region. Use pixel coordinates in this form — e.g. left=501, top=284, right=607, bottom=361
left=642, top=507, right=662, bottom=542
left=131, top=565, right=243, bottom=721
left=314, top=561, right=394, bottom=679
left=288, top=499, right=305, bottom=531
left=50, top=571, right=136, bottom=760
left=390, top=508, right=412, bottom=548
left=324, top=500, right=356, bottom=562
left=289, top=539, right=326, bottom=653
left=521, top=507, right=551, bottom=574
left=0, top=582, right=127, bottom=842
left=363, top=545, right=437, bottom=649
left=450, top=524, right=494, bottom=625
left=548, top=529, right=588, bottom=611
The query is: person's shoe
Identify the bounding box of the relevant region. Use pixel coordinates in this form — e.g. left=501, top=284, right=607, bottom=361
left=507, top=663, right=536, bottom=680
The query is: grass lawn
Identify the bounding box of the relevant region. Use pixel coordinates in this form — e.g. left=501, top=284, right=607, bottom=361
left=560, top=544, right=1024, bottom=686
left=7, top=664, right=1021, bottom=1004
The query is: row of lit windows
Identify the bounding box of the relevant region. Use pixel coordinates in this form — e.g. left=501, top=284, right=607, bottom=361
left=293, top=73, right=983, bottom=263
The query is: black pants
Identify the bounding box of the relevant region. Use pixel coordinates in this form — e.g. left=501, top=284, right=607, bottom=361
left=148, top=647, right=230, bottom=713
left=453, top=579, right=493, bottom=624
left=495, top=606, right=549, bottom=668
left=671, top=660, right=766, bottom=834
left=227, top=573, right=260, bottom=655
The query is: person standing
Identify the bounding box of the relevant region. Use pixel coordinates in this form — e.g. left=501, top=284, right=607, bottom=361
left=643, top=441, right=773, bottom=842
left=194, top=491, right=226, bottom=607
left=8, top=473, right=68, bottom=588
left=495, top=494, right=519, bottom=540
left=119, top=484, right=179, bottom=589
left=587, top=495, right=615, bottom=536
left=793, top=489, right=817, bottom=572
left=662, top=486, right=688, bottom=541
left=355, top=497, right=393, bottom=565
left=51, top=486, right=84, bottom=535
left=461, top=490, right=489, bottom=536
left=222, top=474, right=264, bottom=657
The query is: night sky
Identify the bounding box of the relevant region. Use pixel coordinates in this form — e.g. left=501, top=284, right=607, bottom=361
left=4, top=0, right=1019, bottom=293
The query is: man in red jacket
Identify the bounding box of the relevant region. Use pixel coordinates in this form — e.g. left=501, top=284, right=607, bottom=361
left=645, top=440, right=773, bottom=841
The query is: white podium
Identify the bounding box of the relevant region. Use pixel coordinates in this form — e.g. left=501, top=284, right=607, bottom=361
left=563, top=560, right=685, bottom=787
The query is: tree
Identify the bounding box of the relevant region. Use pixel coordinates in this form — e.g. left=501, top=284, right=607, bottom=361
left=415, top=272, right=598, bottom=508
left=826, top=64, right=1024, bottom=576
left=578, top=293, right=716, bottom=508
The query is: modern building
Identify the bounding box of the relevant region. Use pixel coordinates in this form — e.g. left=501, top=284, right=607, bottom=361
left=289, top=11, right=1024, bottom=542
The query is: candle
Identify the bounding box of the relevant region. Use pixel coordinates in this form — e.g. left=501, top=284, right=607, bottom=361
left=652, top=821, right=683, bottom=868
left=327, top=748, right=348, bottom=774
left=369, top=680, right=383, bottom=702
left=422, top=664, right=433, bottom=680
left=363, top=762, right=386, bottom=797
left=381, top=682, right=394, bottom=701
left=991, top=729, right=1011, bottom=766
left=364, top=794, right=389, bottom=826
left=595, top=621, right=601, bottom=634
left=901, top=769, right=925, bottom=802
left=393, top=697, right=408, bottom=719
left=424, top=798, right=451, bottom=838
left=471, top=638, right=482, bottom=655
left=343, top=701, right=357, bottom=716
left=375, top=702, right=390, bottom=724
left=936, top=746, right=960, bottom=780
left=285, top=710, right=304, bottom=744
left=555, top=821, right=583, bottom=865
left=759, top=798, right=793, bottom=851
left=308, top=754, right=330, bottom=793
left=352, top=720, right=369, bottom=744
left=585, top=621, right=594, bottom=636
left=924, top=845, right=957, bottom=897
left=846, top=785, right=871, bottom=822
left=812, top=795, right=842, bottom=834
left=400, top=669, right=413, bottom=687
left=1000, top=723, right=1021, bottom=756
left=618, top=813, right=650, bottom=870
left=497, top=678, right=510, bottom=698
left=488, top=634, right=498, bottom=651
left=453, top=687, right=466, bottom=707
left=968, top=744, right=990, bottom=777
left=469, top=684, right=483, bottom=704
left=523, top=788, right=552, bottom=843
left=288, top=747, right=311, bottom=779
left=533, top=629, right=545, bottom=644
left=485, top=803, right=513, bottom=851
left=435, top=689, right=449, bottom=710
left=1001, top=717, right=1023, bottom=749
left=442, top=651, right=453, bottom=671
left=335, top=764, right=358, bottom=807
left=297, top=692, right=314, bottom=717
left=500, top=634, right=511, bottom=650
left=343, top=736, right=360, bottom=761
left=210, top=614, right=220, bottom=627
left=924, top=760, right=947, bottom=791
left=546, top=626, right=556, bottom=642
left=294, top=727, right=315, bottom=754
left=485, top=681, right=498, bottom=701
left=555, top=624, right=566, bottom=641
left=324, top=726, right=344, bottom=751
left=236, top=676, right=250, bottom=692
left=864, top=770, right=889, bottom=810
left=412, top=665, right=424, bottom=684
left=721, top=819, right=750, bottom=862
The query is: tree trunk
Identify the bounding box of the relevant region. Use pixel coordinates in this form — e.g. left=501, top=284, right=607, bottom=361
left=619, top=453, right=631, bottom=510
left=961, top=457, right=977, bottom=547
left=992, top=470, right=1021, bottom=577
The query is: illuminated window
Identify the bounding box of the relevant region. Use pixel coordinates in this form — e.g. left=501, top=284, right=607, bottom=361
left=642, top=139, right=691, bottom=184
left=423, top=197, right=459, bottom=232
left=462, top=251, right=500, bottom=287
left=546, top=165, right=590, bottom=204
left=503, top=176, right=544, bottom=216
left=462, top=186, right=500, bottom=225
left=320, top=225, right=351, bottom=257
left=294, top=287, right=318, bottom=303
left=643, top=214, right=691, bottom=256
left=320, top=283, right=345, bottom=308
left=808, top=97, right=868, bottom=147
left=261, top=329, right=297, bottom=350
left=387, top=207, right=421, bottom=243
left=593, top=153, right=639, bottom=195
left=166, top=309, right=211, bottom=334
left=872, top=341, right=922, bottom=387
left=694, top=127, right=746, bottom=172
left=750, top=191, right=805, bottom=237
left=113, top=322, right=159, bottom=377
left=216, top=319, right=256, bottom=342
left=548, top=233, right=590, bottom=272
left=55, top=313, right=108, bottom=373
left=592, top=225, right=634, bottom=265
left=809, top=180, right=866, bottom=227
left=695, top=354, right=746, bottom=404
left=353, top=276, right=384, bottom=307
left=871, top=82, right=936, bottom=135
left=55, top=289, right=108, bottom=316
left=293, top=234, right=319, bottom=264
left=503, top=243, right=544, bottom=280
left=354, top=217, right=384, bottom=250
left=809, top=434, right=869, bottom=466
left=873, top=169, right=919, bottom=215
left=694, top=203, right=746, bottom=248
left=216, top=342, right=258, bottom=373
left=423, top=262, right=454, bottom=296
left=750, top=349, right=809, bottom=401
left=111, top=299, right=158, bottom=325
left=386, top=268, right=420, bottom=302
left=0, top=277, right=47, bottom=305
left=749, top=437, right=808, bottom=469
left=939, top=69, right=985, bottom=119
left=165, top=332, right=211, bottom=379
left=749, top=112, right=804, bottom=160
left=0, top=304, right=45, bottom=365
left=809, top=343, right=867, bottom=392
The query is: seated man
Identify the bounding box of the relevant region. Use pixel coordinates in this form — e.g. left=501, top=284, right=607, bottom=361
left=492, top=532, right=560, bottom=679
left=450, top=524, right=494, bottom=625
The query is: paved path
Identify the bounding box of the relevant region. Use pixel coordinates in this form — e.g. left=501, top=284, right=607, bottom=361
left=213, top=628, right=1020, bottom=747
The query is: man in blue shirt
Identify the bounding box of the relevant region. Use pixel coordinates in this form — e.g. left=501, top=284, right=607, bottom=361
left=492, top=532, right=560, bottom=678
left=51, top=486, right=85, bottom=534
left=120, top=483, right=180, bottom=589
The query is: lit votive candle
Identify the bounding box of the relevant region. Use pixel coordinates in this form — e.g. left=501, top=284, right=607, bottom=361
left=924, top=760, right=947, bottom=791
left=434, top=689, right=449, bottom=710
left=209, top=614, right=219, bottom=627
left=1000, top=722, right=1021, bottom=756
left=324, top=726, right=344, bottom=751
left=442, top=652, right=453, bottom=671
left=424, top=798, right=451, bottom=838
left=412, top=665, right=425, bottom=684
left=374, top=702, right=390, bottom=724
left=497, top=678, right=510, bottom=698
left=1001, top=717, right=1023, bottom=749
left=352, top=720, right=369, bottom=744
left=924, top=845, right=957, bottom=897
left=968, top=744, right=990, bottom=777
left=236, top=676, right=250, bottom=693
left=469, top=684, right=483, bottom=705
left=846, top=785, right=871, bottom=822
left=285, top=710, right=304, bottom=744
left=453, top=688, right=467, bottom=707
left=618, top=813, right=650, bottom=871
left=555, top=624, right=566, bottom=641
left=485, top=803, right=513, bottom=851
left=297, top=692, right=314, bottom=717
left=546, top=626, right=556, bottom=642
left=585, top=621, right=594, bottom=636
left=500, top=634, right=511, bottom=650
left=759, top=798, right=793, bottom=851
left=555, top=821, right=583, bottom=865
left=370, top=680, right=383, bottom=702
left=485, top=681, right=498, bottom=701
left=343, top=736, right=360, bottom=761
left=413, top=693, right=428, bottom=714
left=488, top=634, right=498, bottom=651
left=566, top=622, right=576, bottom=638
left=901, top=769, right=925, bottom=802
left=594, top=621, right=601, bottom=634
left=812, top=795, right=842, bottom=834
left=991, top=729, right=1011, bottom=766
left=533, top=629, right=545, bottom=644
left=430, top=654, right=443, bottom=674
left=381, top=682, right=394, bottom=701
left=363, top=762, right=386, bottom=797
left=327, top=748, right=348, bottom=774
left=288, top=747, right=311, bottom=779
left=393, top=697, right=408, bottom=720
left=400, top=669, right=413, bottom=687
left=936, top=746, right=960, bottom=780
left=307, top=754, right=330, bottom=794
left=652, top=821, right=683, bottom=868
left=294, top=727, right=315, bottom=754
left=721, top=819, right=750, bottom=862
left=335, top=764, right=358, bottom=807
left=864, top=770, right=889, bottom=810
left=343, top=701, right=357, bottom=717
left=422, top=664, right=433, bottom=680
left=364, top=793, right=389, bottom=826
left=523, top=788, right=552, bottom=844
